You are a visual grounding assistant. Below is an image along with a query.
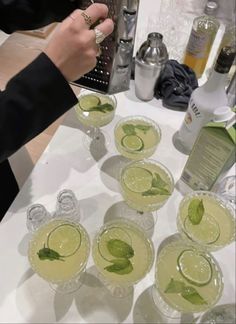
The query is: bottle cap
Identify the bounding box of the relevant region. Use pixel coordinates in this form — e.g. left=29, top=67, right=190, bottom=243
left=213, top=106, right=235, bottom=122
left=216, top=46, right=236, bottom=72
left=204, top=1, right=218, bottom=15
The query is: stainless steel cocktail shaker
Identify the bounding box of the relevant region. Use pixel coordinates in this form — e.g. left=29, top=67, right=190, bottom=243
left=135, top=33, right=168, bottom=101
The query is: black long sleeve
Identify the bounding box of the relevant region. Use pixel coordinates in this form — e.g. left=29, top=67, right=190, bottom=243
left=0, top=53, right=78, bottom=163
left=0, top=0, right=80, bottom=33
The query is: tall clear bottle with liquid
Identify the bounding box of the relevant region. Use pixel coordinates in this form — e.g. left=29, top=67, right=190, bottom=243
left=176, top=46, right=236, bottom=154
left=183, top=1, right=220, bottom=78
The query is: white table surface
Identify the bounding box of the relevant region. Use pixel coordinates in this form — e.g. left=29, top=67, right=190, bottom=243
left=0, top=82, right=235, bottom=323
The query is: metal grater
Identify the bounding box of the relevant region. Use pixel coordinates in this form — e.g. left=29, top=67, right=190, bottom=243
left=71, top=0, right=140, bottom=94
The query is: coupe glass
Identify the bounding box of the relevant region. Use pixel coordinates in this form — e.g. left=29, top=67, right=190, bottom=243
left=177, top=191, right=236, bottom=251
left=92, top=219, right=154, bottom=298
left=75, top=89, right=117, bottom=151
left=119, top=159, right=174, bottom=232
left=114, top=115, right=161, bottom=160
left=199, top=303, right=236, bottom=324
left=27, top=190, right=90, bottom=294
left=153, top=239, right=223, bottom=318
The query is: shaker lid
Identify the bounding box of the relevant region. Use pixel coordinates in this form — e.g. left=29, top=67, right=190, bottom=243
left=213, top=106, right=234, bottom=122
left=136, top=32, right=168, bottom=65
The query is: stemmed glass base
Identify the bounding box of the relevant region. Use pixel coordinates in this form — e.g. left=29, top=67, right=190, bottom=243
left=121, top=203, right=157, bottom=232
left=83, top=127, right=110, bottom=152
left=49, top=271, right=85, bottom=294
left=97, top=272, right=133, bottom=298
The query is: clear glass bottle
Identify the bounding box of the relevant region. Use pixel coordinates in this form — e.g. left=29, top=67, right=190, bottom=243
left=55, top=189, right=80, bottom=222
left=176, top=46, right=236, bottom=154
left=183, top=1, right=220, bottom=78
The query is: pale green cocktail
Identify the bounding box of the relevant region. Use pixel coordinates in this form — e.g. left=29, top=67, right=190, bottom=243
left=75, top=90, right=116, bottom=127
left=28, top=219, right=90, bottom=287
left=177, top=191, right=235, bottom=251
left=154, top=240, right=223, bottom=315
left=92, top=219, right=154, bottom=296
left=120, top=159, right=174, bottom=212
left=114, top=116, right=161, bottom=160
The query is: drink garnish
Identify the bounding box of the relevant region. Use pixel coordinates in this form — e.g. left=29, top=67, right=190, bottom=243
left=79, top=94, right=114, bottom=113
left=37, top=223, right=82, bottom=261
left=142, top=172, right=170, bottom=196
left=104, top=258, right=133, bottom=274
left=165, top=278, right=207, bottom=305
left=102, top=238, right=134, bottom=275
left=123, top=167, right=153, bottom=193
left=188, top=199, right=204, bottom=225
left=122, top=123, right=151, bottom=136
left=181, top=286, right=207, bottom=305
left=164, top=278, right=185, bottom=293
left=79, top=94, right=101, bottom=110
left=177, top=250, right=212, bottom=286
left=121, top=135, right=144, bottom=151
left=37, top=245, right=65, bottom=261
left=184, top=214, right=220, bottom=245
left=107, top=239, right=134, bottom=258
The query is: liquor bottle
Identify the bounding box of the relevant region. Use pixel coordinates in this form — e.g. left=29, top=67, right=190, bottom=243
left=183, top=1, right=220, bottom=78
left=176, top=46, right=236, bottom=154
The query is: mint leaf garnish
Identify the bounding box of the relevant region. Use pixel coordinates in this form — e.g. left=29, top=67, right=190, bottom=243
left=164, top=279, right=207, bottom=306
left=122, top=124, right=136, bottom=136
left=165, top=278, right=185, bottom=293
left=152, top=173, right=168, bottom=189
left=37, top=245, right=64, bottom=261
left=188, top=199, right=205, bottom=225
left=181, top=286, right=207, bottom=305
left=142, top=187, right=170, bottom=196
left=104, top=258, right=133, bottom=275
left=88, top=103, right=114, bottom=113
left=135, top=125, right=151, bottom=134
left=107, top=239, right=134, bottom=258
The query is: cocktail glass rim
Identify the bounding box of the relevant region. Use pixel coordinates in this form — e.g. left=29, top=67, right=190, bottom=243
left=75, top=88, right=117, bottom=122
left=177, top=190, right=236, bottom=249
left=92, top=218, right=155, bottom=287
left=154, top=238, right=224, bottom=315
left=114, top=114, right=162, bottom=156
left=28, top=218, right=91, bottom=285
left=119, top=158, right=175, bottom=207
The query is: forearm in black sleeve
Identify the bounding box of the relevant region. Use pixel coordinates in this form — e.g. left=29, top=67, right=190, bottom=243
left=0, top=52, right=78, bottom=163
left=0, top=0, right=82, bottom=33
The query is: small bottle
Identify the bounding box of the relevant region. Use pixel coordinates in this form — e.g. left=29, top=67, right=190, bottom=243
left=26, top=204, right=51, bottom=232
left=176, top=46, right=236, bottom=154
left=55, top=189, right=80, bottom=222
left=183, top=1, right=220, bottom=78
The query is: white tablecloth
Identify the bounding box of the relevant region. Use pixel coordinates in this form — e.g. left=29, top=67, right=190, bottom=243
left=0, top=82, right=235, bottom=323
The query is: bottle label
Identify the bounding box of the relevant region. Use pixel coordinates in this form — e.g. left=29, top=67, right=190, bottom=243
left=180, top=127, right=235, bottom=191
left=178, top=98, right=204, bottom=152
left=186, top=29, right=208, bottom=58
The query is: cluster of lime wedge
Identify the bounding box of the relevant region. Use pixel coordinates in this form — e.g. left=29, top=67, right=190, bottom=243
left=47, top=224, right=82, bottom=258
left=98, top=227, right=132, bottom=262
left=177, top=249, right=213, bottom=287
left=79, top=94, right=101, bottom=111
left=184, top=214, right=220, bottom=245
left=123, top=167, right=153, bottom=193
left=121, top=134, right=144, bottom=152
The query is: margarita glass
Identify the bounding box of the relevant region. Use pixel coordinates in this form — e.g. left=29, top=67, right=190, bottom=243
left=114, top=115, right=161, bottom=160
left=28, top=218, right=90, bottom=294
left=119, top=159, right=174, bottom=231
left=177, top=191, right=236, bottom=251
left=75, top=89, right=117, bottom=150
left=92, top=219, right=154, bottom=297
left=153, top=239, right=223, bottom=318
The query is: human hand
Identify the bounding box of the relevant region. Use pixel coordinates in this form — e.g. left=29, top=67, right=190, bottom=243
left=43, top=3, right=114, bottom=82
